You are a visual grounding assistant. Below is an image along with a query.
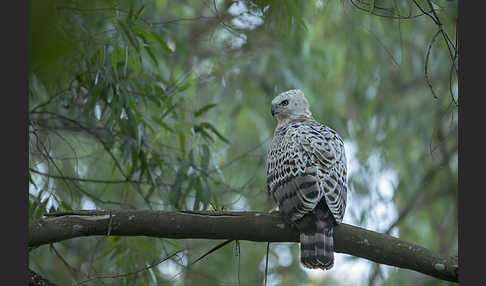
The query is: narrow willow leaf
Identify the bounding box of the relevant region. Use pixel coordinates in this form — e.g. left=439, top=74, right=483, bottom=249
left=199, top=122, right=230, bottom=144
left=152, top=115, right=174, bottom=132
left=137, top=123, right=143, bottom=153
left=129, top=148, right=138, bottom=179
left=127, top=0, right=135, bottom=24
left=28, top=173, right=38, bottom=189
left=60, top=201, right=73, bottom=211
left=192, top=196, right=201, bottom=211
left=99, top=45, right=105, bottom=66
left=117, top=19, right=140, bottom=52
left=193, top=178, right=203, bottom=210
left=178, top=132, right=186, bottom=157
left=132, top=26, right=172, bottom=54
left=112, top=47, right=119, bottom=81
left=195, top=103, right=217, bottom=117
left=200, top=144, right=210, bottom=170
left=170, top=164, right=187, bottom=208
left=296, top=17, right=308, bottom=32
left=161, top=104, right=176, bottom=120
left=124, top=46, right=129, bottom=77
left=188, top=148, right=195, bottom=165
left=199, top=181, right=211, bottom=208
left=148, top=31, right=173, bottom=54
left=195, top=126, right=214, bottom=143
left=211, top=195, right=220, bottom=211
left=177, top=80, right=192, bottom=92
left=144, top=46, right=159, bottom=65
left=139, top=150, right=147, bottom=180
left=134, top=5, right=145, bottom=22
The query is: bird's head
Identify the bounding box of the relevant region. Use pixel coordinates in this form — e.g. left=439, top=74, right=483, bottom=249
left=271, top=89, right=312, bottom=122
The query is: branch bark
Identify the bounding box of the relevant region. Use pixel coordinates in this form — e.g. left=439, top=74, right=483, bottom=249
left=29, top=269, right=59, bottom=286
left=29, top=210, right=458, bottom=282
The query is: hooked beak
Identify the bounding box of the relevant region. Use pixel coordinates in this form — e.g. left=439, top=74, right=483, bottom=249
left=271, top=105, right=279, bottom=116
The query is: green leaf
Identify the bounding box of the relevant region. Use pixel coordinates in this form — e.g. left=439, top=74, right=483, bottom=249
left=192, top=195, right=201, bottom=211
left=134, top=5, right=145, bottom=22
left=117, top=19, right=140, bottom=52
left=136, top=123, right=143, bottom=153
left=99, top=45, right=106, bottom=66
left=195, top=103, right=218, bottom=117
left=128, top=147, right=138, bottom=179
left=139, top=149, right=147, bottom=181
left=144, top=45, right=159, bottom=65
left=194, top=125, right=214, bottom=143
left=147, top=31, right=173, bottom=54
left=199, top=122, right=230, bottom=144
left=200, top=144, right=210, bottom=170
left=112, top=47, right=119, bottom=81
left=127, top=0, right=135, bottom=24
left=188, top=148, right=195, bottom=164
left=131, top=26, right=173, bottom=54
left=177, top=80, right=192, bottom=93
left=178, top=132, right=186, bottom=157
left=170, top=164, right=187, bottom=209
left=211, top=194, right=220, bottom=210
left=194, top=178, right=210, bottom=210
left=161, top=103, right=177, bottom=120
left=152, top=115, right=174, bottom=132
left=130, top=26, right=159, bottom=65
left=198, top=180, right=211, bottom=208
left=296, top=17, right=308, bottom=32
left=60, top=201, right=73, bottom=211
left=28, top=173, right=38, bottom=189
left=123, top=46, right=129, bottom=77
left=201, top=144, right=211, bottom=170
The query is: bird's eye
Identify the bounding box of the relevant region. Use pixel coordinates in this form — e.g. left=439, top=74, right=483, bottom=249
left=281, top=100, right=289, bottom=106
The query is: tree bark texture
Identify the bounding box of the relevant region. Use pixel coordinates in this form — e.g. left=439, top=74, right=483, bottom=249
left=29, top=269, right=59, bottom=286
left=29, top=210, right=458, bottom=282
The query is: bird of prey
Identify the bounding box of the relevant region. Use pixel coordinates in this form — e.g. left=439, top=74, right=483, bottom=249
left=266, top=89, right=347, bottom=270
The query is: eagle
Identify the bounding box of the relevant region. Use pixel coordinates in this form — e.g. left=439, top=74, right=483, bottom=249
left=266, top=89, right=347, bottom=270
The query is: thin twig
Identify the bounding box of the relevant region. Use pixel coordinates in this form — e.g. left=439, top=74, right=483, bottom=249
left=167, top=239, right=234, bottom=282
left=425, top=0, right=457, bottom=73
left=29, top=168, right=140, bottom=184
left=29, top=88, right=70, bottom=114
left=50, top=244, right=82, bottom=281
left=76, top=250, right=183, bottom=285
left=264, top=242, right=270, bottom=286
left=191, top=239, right=234, bottom=265
left=31, top=111, right=130, bottom=180
left=350, top=0, right=431, bottom=19
left=424, top=30, right=441, bottom=99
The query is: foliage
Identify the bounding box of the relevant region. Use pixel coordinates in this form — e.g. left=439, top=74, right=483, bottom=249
left=29, top=0, right=457, bottom=285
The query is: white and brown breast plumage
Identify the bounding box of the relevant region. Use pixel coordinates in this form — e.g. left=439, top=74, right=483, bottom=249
left=266, top=89, right=347, bottom=270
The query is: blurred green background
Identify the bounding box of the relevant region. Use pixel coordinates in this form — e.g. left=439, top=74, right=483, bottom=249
left=29, top=0, right=458, bottom=285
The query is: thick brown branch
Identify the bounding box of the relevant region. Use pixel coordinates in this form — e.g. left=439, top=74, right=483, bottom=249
left=29, top=269, right=59, bottom=286
left=29, top=210, right=458, bottom=282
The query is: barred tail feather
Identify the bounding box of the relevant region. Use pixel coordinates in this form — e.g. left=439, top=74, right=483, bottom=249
left=300, top=227, right=334, bottom=270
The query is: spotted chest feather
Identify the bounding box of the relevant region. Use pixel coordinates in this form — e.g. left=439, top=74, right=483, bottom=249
left=266, top=117, right=347, bottom=224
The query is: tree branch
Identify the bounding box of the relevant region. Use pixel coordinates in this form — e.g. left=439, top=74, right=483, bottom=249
left=29, top=210, right=458, bottom=282
left=29, top=269, right=59, bottom=286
